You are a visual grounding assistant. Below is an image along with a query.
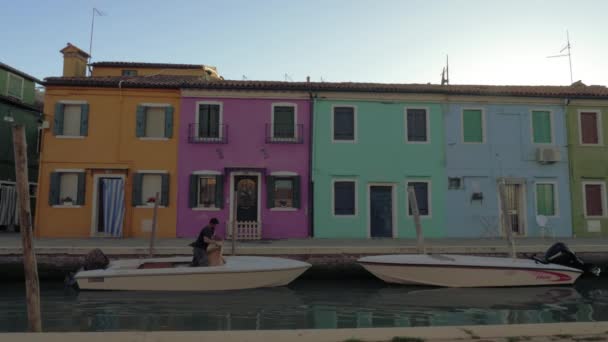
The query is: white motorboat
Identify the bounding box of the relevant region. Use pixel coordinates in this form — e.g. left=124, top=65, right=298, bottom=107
left=358, top=253, right=584, bottom=288
left=75, top=256, right=311, bottom=291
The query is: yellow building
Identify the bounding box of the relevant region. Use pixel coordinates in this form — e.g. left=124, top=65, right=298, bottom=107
left=36, top=43, right=219, bottom=238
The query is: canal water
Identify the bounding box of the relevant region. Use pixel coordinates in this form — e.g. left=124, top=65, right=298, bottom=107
left=2, top=277, right=608, bottom=332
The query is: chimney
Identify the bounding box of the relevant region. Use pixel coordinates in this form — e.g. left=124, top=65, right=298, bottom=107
left=59, top=43, right=90, bottom=77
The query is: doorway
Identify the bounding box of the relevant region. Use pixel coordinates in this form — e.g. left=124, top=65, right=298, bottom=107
left=369, top=185, right=394, bottom=238
left=91, top=174, right=126, bottom=237
left=498, top=181, right=527, bottom=236
left=231, top=174, right=260, bottom=223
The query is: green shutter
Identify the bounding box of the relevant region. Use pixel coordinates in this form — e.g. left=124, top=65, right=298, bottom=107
left=215, top=175, right=224, bottom=209
left=53, top=103, right=65, bottom=135
left=161, top=174, right=170, bottom=206
left=266, top=176, right=275, bottom=208
left=463, top=109, right=483, bottom=143
left=76, top=172, right=86, bottom=205
left=536, top=184, right=555, bottom=216
left=164, top=106, right=174, bottom=138
left=132, top=173, right=142, bottom=206
left=49, top=172, right=60, bottom=205
left=293, top=175, right=301, bottom=209
left=532, top=111, right=552, bottom=143
left=135, top=106, right=146, bottom=137
left=80, top=104, right=89, bottom=136
left=189, top=174, right=198, bottom=208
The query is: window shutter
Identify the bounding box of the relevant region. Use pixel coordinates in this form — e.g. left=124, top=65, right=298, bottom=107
left=463, top=110, right=483, bottom=143
left=532, top=111, right=551, bottom=143
left=79, top=104, right=89, bottom=136
left=53, top=103, right=65, bottom=135
left=132, top=173, right=143, bottom=206
left=581, top=112, right=599, bottom=144
left=266, top=176, right=275, bottom=208
left=164, top=106, right=174, bottom=138
left=136, top=106, right=146, bottom=137
left=334, top=107, right=354, bottom=140
left=76, top=172, right=86, bottom=205
left=49, top=172, right=60, bottom=205
left=189, top=174, right=198, bottom=208
left=293, top=176, right=301, bottom=209
left=214, top=175, right=224, bottom=208
left=161, top=174, right=170, bottom=206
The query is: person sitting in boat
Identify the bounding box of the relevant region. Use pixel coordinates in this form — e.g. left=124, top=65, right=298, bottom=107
left=189, top=218, right=221, bottom=267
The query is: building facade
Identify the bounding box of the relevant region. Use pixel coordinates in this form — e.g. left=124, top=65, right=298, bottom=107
left=176, top=89, right=311, bottom=239
left=312, top=94, right=446, bottom=238
left=444, top=98, right=572, bottom=237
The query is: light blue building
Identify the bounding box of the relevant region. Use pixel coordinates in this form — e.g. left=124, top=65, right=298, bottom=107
left=444, top=101, right=572, bottom=237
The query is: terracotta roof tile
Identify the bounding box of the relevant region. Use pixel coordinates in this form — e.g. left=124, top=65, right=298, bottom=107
left=89, top=61, right=207, bottom=69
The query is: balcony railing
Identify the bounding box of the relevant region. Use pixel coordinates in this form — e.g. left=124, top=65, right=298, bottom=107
left=188, top=123, right=228, bottom=144
left=265, top=123, right=304, bottom=144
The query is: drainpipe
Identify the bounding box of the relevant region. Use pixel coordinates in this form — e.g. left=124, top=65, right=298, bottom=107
left=307, top=87, right=316, bottom=238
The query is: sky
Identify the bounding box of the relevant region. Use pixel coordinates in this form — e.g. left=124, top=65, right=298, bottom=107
left=2, top=0, right=608, bottom=86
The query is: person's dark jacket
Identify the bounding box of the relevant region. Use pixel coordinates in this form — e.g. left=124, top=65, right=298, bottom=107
left=189, top=225, right=215, bottom=251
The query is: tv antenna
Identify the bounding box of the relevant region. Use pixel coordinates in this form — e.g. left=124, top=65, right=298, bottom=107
left=88, top=8, right=106, bottom=74
left=547, top=30, right=573, bottom=84
left=284, top=73, right=293, bottom=82
left=441, top=55, right=449, bottom=85
left=242, top=75, right=248, bottom=80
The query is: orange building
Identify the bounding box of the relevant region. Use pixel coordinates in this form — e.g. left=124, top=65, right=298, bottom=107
left=35, top=43, right=219, bottom=238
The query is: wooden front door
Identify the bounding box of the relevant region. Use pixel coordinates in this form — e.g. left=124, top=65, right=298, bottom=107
left=370, top=185, right=393, bottom=238
left=234, top=175, right=258, bottom=222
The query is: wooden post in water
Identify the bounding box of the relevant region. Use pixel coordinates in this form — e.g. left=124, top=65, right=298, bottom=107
left=498, top=179, right=516, bottom=259
left=407, top=186, right=426, bottom=254
left=148, top=192, right=159, bottom=258
left=231, top=190, right=237, bottom=256
left=12, top=124, right=42, bottom=332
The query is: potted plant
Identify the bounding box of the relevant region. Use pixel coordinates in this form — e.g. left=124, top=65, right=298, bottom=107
left=61, top=196, right=74, bottom=206
left=146, top=197, right=156, bottom=206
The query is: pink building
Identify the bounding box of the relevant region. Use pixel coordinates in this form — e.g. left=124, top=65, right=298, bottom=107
left=177, top=87, right=311, bottom=239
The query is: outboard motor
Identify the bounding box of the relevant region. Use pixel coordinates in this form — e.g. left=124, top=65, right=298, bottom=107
left=543, top=242, right=601, bottom=276
left=65, top=248, right=110, bottom=289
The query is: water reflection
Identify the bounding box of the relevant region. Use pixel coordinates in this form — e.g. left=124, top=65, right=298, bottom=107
left=1, top=277, right=608, bottom=332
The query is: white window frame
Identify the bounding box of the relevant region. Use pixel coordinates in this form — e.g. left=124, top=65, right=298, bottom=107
left=332, top=178, right=358, bottom=217
left=139, top=103, right=171, bottom=141
left=193, top=171, right=222, bottom=211
left=534, top=181, right=559, bottom=218
left=270, top=102, right=298, bottom=141
left=578, top=109, right=604, bottom=146
left=56, top=100, right=87, bottom=139
left=6, top=72, right=24, bottom=100
left=331, top=105, right=357, bottom=143
left=582, top=181, right=607, bottom=218
left=136, top=170, right=168, bottom=209
left=406, top=179, right=432, bottom=218
left=461, top=108, right=486, bottom=144
left=195, top=101, right=223, bottom=141
left=404, top=106, right=430, bottom=144
left=529, top=109, right=555, bottom=145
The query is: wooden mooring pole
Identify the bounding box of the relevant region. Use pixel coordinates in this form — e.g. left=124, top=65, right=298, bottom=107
left=407, top=186, right=426, bottom=254
left=148, top=192, right=159, bottom=258
left=12, top=124, right=42, bottom=332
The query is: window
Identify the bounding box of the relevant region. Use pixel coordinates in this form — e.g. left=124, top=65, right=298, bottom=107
left=132, top=172, right=169, bottom=207
left=272, top=105, right=296, bottom=140
left=197, top=103, right=221, bottom=140
left=580, top=111, right=602, bottom=145
left=199, top=177, right=217, bottom=208
left=407, top=181, right=430, bottom=216
left=7, top=73, right=24, bottom=99
left=406, top=108, right=429, bottom=142
left=267, top=175, right=300, bottom=209
left=53, top=102, right=89, bottom=137
left=188, top=173, right=223, bottom=209
left=532, top=111, right=552, bottom=144
left=536, top=183, right=557, bottom=216
left=136, top=105, right=174, bottom=139
left=448, top=177, right=462, bottom=190
left=49, top=171, right=85, bottom=206
left=462, top=109, right=484, bottom=143
left=583, top=182, right=607, bottom=217
left=122, top=69, right=138, bottom=76
left=333, top=180, right=356, bottom=215
left=333, top=106, right=355, bottom=141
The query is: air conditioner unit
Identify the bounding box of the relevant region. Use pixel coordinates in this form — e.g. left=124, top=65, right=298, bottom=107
left=536, top=147, right=561, bottom=164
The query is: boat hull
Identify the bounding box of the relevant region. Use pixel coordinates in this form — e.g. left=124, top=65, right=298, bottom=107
left=75, top=256, right=310, bottom=291
left=359, top=254, right=582, bottom=287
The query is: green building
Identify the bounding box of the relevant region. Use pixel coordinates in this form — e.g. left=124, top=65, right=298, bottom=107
left=0, top=62, right=42, bottom=229
left=312, top=94, right=446, bottom=238
left=567, top=99, right=608, bottom=237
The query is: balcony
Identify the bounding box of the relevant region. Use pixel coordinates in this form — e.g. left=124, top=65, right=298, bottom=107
left=188, top=123, right=228, bottom=144
left=265, top=123, right=304, bottom=144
